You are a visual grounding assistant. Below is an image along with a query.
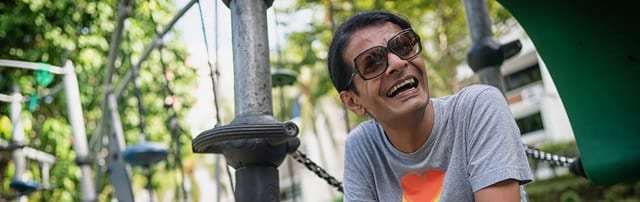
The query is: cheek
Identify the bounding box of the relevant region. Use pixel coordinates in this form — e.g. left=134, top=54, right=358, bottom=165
left=364, top=80, right=384, bottom=96
left=413, top=59, right=426, bottom=71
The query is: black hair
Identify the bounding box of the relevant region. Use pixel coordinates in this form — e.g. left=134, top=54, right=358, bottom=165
left=327, top=10, right=413, bottom=93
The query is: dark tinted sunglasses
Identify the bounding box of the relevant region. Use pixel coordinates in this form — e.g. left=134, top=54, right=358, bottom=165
left=344, top=29, right=422, bottom=90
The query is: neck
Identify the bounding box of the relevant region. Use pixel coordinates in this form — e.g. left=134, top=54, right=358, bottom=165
left=380, top=100, right=434, bottom=153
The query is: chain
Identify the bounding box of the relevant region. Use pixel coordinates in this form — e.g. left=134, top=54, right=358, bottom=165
left=290, top=144, right=573, bottom=193
left=523, top=144, right=575, bottom=167
left=290, top=150, right=343, bottom=193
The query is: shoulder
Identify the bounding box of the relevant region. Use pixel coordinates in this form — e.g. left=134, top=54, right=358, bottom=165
left=345, top=120, right=381, bottom=148
left=456, top=84, right=502, bottom=101
left=449, top=84, right=505, bottom=110
left=433, top=85, right=509, bottom=126
left=344, top=120, right=382, bottom=173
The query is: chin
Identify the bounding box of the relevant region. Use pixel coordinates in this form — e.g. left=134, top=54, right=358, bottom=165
left=393, top=94, right=429, bottom=113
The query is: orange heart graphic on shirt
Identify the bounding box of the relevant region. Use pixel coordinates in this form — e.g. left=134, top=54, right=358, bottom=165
left=401, top=169, right=445, bottom=202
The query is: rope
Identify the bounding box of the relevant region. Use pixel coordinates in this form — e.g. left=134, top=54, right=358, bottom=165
left=131, top=52, right=147, bottom=141
left=196, top=0, right=235, bottom=198
left=196, top=0, right=222, bottom=126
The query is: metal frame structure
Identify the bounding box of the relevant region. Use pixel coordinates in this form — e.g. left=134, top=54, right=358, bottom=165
left=0, top=59, right=96, bottom=202
left=91, top=0, right=198, bottom=201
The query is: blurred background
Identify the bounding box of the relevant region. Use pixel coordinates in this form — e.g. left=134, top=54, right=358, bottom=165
left=1, top=0, right=639, bottom=201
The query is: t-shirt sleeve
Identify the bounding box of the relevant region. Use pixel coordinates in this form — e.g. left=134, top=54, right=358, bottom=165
left=464, top=86, right=534, bottom=192
left=343, top=133, right=378, bottom=202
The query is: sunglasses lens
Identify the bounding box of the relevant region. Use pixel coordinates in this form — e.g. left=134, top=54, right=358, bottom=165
left=389, top=31, right=421, bottom=59
left=354, top=46, right=388, bottom=79
left=352, top=29, right=421, bottom=81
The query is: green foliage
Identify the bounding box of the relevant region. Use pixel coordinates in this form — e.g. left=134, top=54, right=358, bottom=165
left=526, top=174, right=640, bottom=201
left=0, top=0, right=196, bottom=200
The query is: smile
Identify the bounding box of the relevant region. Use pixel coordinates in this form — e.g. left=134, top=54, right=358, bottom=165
left=386, top=78, right=418, bottom=98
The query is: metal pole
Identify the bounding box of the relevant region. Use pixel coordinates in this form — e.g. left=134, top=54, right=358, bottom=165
left=94, top=0, right=131, bottom=149
left=9, top=86, right=30, bottom=202
left=114, top=0, right=198, bottom=98
left=193, top=0, right=300, bottom=201
left=146, top=167, right=154, bottom=202
left=106, top=92, right=135, bottom=201
left=62, top=61, right=97, bottom=202
left=230, top=0, right=273, bottom=117
left=92, top=0, right=131, bottom=194
left=10, top=87, right=26, bottom=181
left=230, top=0, right=278, bottom=200
left=462, top=0, right=514, bottom=94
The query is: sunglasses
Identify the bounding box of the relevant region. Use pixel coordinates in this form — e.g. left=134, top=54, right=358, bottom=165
left=344, top=29, right=422, bottom=90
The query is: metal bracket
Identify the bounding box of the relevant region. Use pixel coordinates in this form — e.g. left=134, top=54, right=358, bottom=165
left=192, top=119, right=299, bottom=168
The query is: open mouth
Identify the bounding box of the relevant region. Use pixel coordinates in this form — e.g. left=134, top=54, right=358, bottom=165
left=386, top=78, right=418, bottom=98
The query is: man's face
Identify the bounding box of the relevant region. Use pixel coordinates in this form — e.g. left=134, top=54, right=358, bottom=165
left=340, top=22, right=430, bottom=122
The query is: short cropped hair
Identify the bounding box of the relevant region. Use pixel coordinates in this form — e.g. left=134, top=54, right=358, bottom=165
left=327, top=10, right=413, bottom=93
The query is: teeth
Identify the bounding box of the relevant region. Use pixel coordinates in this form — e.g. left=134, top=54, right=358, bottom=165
left=387, top=78, right=416, bottom=97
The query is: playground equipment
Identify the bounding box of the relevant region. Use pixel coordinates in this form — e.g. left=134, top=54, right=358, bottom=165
left=0, top=88, right=55, bottom=200
left=191, top=0, right=301, bottom=201
left=464, top=0, right=640, bottom=184
left=91, top=0, right=199, bottom=201
left=4, top=0, right=632, bottom=200
left=0, top=60, right=95, bottom=201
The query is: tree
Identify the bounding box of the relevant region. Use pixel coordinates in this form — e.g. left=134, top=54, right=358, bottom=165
left=0, top=0, right=196, bottom=201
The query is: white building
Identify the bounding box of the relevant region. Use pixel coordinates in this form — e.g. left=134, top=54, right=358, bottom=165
left=456, top=22, right=577, bottom=179
left=458, top=22, right=576, bottom=146
left=499, top=26, right=575, bottom=145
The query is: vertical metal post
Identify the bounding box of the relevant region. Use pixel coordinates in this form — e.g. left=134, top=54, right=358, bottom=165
left=41, top=163, right=51, bottom=189
left=92, top=0, right=131, bottom=197
left=10, top=87, right=26, bottom=181
left=193, top=0, right=300, bottom=202
left=62, top=61, right=97, bottom=202
left=462, top=0, right=519, bottom=94
left=230, top=0, right=278, bottom=201
left=230, top=0, right=273, bottom=117
left=106, top=92, right=135, bottom=201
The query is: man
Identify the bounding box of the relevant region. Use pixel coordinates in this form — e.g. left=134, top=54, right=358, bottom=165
left=327, top=10, right=533, bottom=201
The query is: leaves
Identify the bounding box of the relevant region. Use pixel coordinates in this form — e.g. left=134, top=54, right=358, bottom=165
left=1, top=0, right=196, bottom=200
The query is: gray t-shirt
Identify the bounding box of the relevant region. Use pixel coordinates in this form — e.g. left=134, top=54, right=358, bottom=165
left=343, top=85, right=533, bottom=201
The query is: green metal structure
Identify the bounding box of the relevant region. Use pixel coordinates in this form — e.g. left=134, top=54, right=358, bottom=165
left=497, top=1, right=640, bottom=184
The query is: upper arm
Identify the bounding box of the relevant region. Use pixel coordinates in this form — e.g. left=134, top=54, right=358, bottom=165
left=464, top=86, right=533, bottom=191
left=474, top=179, right=521, bottom=202
left=343, top=135, right=377, bottom=202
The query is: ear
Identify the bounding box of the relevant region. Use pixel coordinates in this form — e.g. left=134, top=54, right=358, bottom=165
left=340, top=91, right=367, bottom=116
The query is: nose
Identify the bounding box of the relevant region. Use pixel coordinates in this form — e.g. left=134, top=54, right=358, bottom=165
left=384, top=51, right=406, bottom=76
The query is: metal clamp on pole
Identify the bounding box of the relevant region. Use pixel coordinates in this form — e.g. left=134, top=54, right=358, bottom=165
left=462, top=0, right=522, bottom=94
left=192, top=117, right=300, bottom=202
left=192, top=120, right=300, bottom=163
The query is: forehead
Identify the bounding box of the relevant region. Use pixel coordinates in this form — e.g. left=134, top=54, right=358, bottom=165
left=343, top=22, right=403, bottom=65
